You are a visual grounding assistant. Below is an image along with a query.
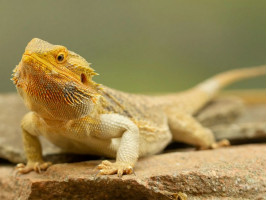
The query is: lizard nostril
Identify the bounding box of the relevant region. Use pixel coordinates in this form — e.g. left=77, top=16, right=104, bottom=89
left=22, top=54, right=32, bottom=63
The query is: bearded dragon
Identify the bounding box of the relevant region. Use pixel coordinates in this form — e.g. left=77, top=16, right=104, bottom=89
left=12, top=38, right=265, bottom=176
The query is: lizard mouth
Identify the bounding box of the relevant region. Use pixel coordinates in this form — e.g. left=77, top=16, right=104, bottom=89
left=21, top=52, right=80, bottom=82
left=20, top=51, right=97, bottom=106
left=22, top=52, right=55, bottom=73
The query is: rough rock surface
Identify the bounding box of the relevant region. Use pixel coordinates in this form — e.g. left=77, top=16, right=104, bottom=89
left=0, top=93, right=265, bottom=164
left=0, top=144, right=265, bottom=200
left=0, top=93, right=101, bottom=164
left=196, top=97, right=266, bottom=142
left=0, top=92, right=266, bottom=199
left=196, top=96, right=245, bottom=126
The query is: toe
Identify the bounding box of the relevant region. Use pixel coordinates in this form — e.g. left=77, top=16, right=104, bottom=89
left=125, top=166, right=133, bottom=174
left=16, top=161, right=52, bottom=174
left=211, top=139, right=230, bottom=149
left=117, top=168, right=124, bottom=177
left=34, top=162, right=41, bottom=173
left=17, top=165, right=33, bottom=174
left=16, top=163, right=25, bottom=168
left=102, top=160, right=112, bottom=166
left=100, top=168, right=117, bottom=175
left=97, top=160, right=134, bottom=176
left=40, top=162, right=52, bottom=170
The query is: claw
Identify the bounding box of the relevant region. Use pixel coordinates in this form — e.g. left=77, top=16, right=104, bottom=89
left=97, top=160, right=134, bottom=177
left=16, top=163, right=25, bottom=168
left=34, top=162, right=41, bottom=173
left=132, top=168, right=136, bottom=176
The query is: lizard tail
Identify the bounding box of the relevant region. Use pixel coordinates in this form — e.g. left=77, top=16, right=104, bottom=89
left=163, top=65, right=265, bottom=114
left=189, top=65, right=266, bottom=113
left=196, top=65, right=266, bottom=95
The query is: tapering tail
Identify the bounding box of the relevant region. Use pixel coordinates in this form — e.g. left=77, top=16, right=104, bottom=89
left=162, top=65, right=266, bottom=114
left=196, top=65, right=266, bottom=95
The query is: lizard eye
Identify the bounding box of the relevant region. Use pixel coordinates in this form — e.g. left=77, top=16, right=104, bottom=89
left=56, top=53, right=65, bottom=63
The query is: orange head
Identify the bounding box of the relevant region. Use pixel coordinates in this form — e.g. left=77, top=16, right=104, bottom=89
left=12, top=38, right=100, bottom=120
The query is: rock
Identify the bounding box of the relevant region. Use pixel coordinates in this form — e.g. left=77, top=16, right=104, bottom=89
left=196, top=96, right=245, bottom=126
left=0, top=93, right=27, bottom=163
left=0, top=93, right=100, bottom=164
left=0, top=144, right=265, bottom=200
left=0, top=94, right=64, bottom=163
left=197, top=100, right=266, bottom=143
left=211, top=121, right=266, bottom=142
left=196, top=96, right=266, bottom=144
left=0, top=93, right=265, bottom=199
left=0, top=93, right=265, bottom=164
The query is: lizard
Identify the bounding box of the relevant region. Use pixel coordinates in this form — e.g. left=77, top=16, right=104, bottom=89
left=12, top=38, right=266, bottom=176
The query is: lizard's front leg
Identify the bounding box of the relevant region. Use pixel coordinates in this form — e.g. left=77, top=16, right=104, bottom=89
left=16, top=112, right=51, bottom=174
left=93, top=114, right=139, bottom=177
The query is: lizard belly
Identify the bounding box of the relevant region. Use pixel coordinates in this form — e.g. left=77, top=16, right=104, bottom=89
left=138, top=114, right=172, bottom=157
left=38, top=122, right=117, bottom=158
left=40, top=121, right=172, bottom=159
left=139, top=128, right=172, bottom=157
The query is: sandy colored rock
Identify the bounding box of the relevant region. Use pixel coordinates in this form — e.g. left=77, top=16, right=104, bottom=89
left=196, top=96, right=245, bottom=126
left=196, top=96, right=266, bottom=142
left=206, top=104, right=266, bottom=142
left=0, top=93, right=265, bottom=164
left=0, top=144, right=265, bottom=200
left=0, top=93, right=27, bottom=163
left=0, top=93, right=265, bottom=199
left=0, top=93, right=97, bottom=164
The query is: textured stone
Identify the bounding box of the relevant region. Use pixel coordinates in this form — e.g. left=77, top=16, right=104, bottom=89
left=197, top=101, right=266, bottom=143
left=0, top=144, right=265, bottom=200
left=0, top=93, right=27, bottom=163
left=196, top=96, right=245, bottom=126
left=0, top=93, right=265, bottom=164
left=0, top=93, right=99, bottom=164
left=0, top=92, right=266, bottom=199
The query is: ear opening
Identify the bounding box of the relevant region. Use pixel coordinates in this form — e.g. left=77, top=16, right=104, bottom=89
left=81, top=73, right=88, bottom=85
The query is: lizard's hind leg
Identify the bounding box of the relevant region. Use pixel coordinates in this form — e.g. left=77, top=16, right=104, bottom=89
left=168, top=113, right=229, bottom=149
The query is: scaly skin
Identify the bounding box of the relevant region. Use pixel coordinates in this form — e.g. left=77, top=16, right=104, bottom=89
left=12, top=38, right=266, bottom=176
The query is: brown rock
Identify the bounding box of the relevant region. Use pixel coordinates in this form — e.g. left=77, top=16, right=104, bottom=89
left=0, top=93, right=27, bottom=163
left=0, top=93, right=98, bottom=164
left=196, top=96, right=245, bottom=126
left=0, top=144, right=265, bottom=200
left=0, top=93, right=266, bottom=199
left=205, top=104, right=266, bottom=142
left=0, top=93, right=265, bottom=164
left=196, top=97, right=266, bottom=143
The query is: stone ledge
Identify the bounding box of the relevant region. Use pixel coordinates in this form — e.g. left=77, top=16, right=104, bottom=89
left=0, top=92, right=265, bottom=199
left=0, top=93, right=265, bottom=164
left=0, top=144, right=265, bottom=200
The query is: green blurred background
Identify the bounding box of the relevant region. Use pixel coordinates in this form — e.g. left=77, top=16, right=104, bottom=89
left=0, top=0, right=265, bottom=93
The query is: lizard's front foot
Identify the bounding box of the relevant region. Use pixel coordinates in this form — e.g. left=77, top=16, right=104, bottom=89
left=97, top=160, right=134, bottom=177
left=16, top=161, right=52, bottom=174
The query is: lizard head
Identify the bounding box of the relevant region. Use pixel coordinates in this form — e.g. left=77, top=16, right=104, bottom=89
left=12, top=38, right=101, bottom=120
